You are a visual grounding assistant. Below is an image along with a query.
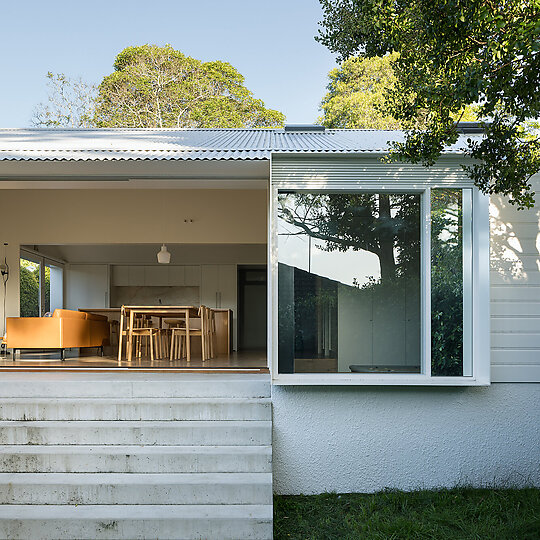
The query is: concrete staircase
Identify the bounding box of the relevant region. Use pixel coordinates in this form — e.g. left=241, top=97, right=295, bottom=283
left=0, top=373, right=273, bottom=539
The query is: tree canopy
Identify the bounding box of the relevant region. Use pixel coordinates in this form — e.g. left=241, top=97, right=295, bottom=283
left=319, top=53, right=478, bottom=129
left=317, top=0, right=540, bottom=208
left=319, top=53, right=402, bottom=129
left=33, top=44, right=285, bottom=129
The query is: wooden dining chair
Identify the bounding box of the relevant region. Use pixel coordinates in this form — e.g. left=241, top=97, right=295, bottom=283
left=125, top=313, right=159, bottom=363
left=170, top=307, right=207, bottom=363
left=132, top=326, right=159, bottom=362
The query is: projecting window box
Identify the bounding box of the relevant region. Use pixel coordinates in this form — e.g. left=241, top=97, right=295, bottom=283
left=269, top=168, right=490, bottom=386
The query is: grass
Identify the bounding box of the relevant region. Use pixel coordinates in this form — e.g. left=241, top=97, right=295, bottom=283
left=274, top=488, right=540, bottom=539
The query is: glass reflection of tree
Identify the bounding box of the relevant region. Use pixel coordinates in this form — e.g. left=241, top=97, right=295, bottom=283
left=278, top=193, right=420, bottom=284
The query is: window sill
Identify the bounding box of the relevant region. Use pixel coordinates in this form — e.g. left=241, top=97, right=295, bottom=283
left=272, top=373, right=490, bottom=386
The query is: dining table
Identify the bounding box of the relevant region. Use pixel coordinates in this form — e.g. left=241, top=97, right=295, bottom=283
left=118, top=305, right=200, bottom=364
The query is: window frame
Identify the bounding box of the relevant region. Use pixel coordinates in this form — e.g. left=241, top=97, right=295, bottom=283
left=268, top=159, right=490, bottom=386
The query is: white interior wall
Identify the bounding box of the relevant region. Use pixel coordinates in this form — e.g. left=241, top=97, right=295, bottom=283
left=1, top=189, right=267, bottom=245
left=0, top=244, right=19, bottom=336
left=0, top=188, right=267, bottom=322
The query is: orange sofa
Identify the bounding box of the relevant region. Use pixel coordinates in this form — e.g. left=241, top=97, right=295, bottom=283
left=6, top=309, right=109, bottom=359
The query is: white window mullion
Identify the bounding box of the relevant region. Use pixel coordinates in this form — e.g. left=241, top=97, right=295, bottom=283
left=462, top=189, right=473, bottom=376
left=422, top=188, right=432, bottom=377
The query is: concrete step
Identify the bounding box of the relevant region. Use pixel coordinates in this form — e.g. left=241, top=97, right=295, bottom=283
left=0, top=373, right=270, bottom=399
left=0, top=504, right=273, bottom=539
left=0, top=472, right=273, bottom=505
left=0, top=398, right=272, bottom=421
left=0, top=420, right=272, bottom=446
left=0, top=445, right=272, bottom=473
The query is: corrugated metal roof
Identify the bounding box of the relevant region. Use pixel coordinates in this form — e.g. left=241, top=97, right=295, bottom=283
left=0, top=128, right=479, bottom=161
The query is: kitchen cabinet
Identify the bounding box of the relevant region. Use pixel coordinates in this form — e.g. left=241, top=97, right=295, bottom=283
left=201, top=264, right=237, bottom=349
left=112, top=265, right=201, bottom=287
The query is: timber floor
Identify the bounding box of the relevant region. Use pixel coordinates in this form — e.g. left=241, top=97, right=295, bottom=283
left=0, top=349, right=267, bottom=370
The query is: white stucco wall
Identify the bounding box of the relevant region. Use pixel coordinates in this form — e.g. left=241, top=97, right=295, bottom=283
left=272, top=383, right=540, bottom=494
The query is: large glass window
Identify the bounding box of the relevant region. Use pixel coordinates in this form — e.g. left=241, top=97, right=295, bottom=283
left=20, top=252, right=64, bottom=317
left=278, top=192, right=421, bottom=374
left=276, top=188, right=475, bottom=379
left=431, top=189, right=472, bottom=376
left=20, top=257, right=41, bottom=317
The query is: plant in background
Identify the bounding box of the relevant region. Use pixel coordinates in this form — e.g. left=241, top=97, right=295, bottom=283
left=319, top=53, right=402, bottom=129
left=19, top=260, right=49, bottom=317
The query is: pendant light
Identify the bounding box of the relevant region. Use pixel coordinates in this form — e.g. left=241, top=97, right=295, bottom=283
left=157, top=244, right=171, bottom=264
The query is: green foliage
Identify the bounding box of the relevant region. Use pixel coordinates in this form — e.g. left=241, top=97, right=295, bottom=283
left=274, top=488, right=540, bottom=539
left=19, top=260, right=49, bottom=317
left=94, top=44, right=285, bottom=128
left=19, top=260, right=39, bottom=317
left=317, top=0, right=540, bottom=208
left=431, top=190, right=464, bottom=376
left=319, top=53, right=402, bottom=129
left=319, top=53, right=478, bottom=130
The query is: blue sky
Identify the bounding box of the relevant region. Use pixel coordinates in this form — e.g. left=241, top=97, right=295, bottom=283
left=1, top=0, right=338, bottom=127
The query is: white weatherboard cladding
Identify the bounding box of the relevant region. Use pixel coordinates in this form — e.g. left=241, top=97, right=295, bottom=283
left=490, top=172, right=540, bottom=382
left=271, top=383, right=540, bottom=494
left=271, top=156, right=474, bottom=189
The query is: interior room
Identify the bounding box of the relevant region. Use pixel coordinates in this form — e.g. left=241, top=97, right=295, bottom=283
left=0, top=187, right=268, bottom=370
left=3, top=242, right=267, bottom=369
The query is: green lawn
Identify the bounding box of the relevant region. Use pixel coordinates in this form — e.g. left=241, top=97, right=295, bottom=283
left=274, top=488, right=540, bottom=540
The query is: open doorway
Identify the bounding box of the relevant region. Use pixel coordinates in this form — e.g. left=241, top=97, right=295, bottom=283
left=238, top=266, right=267, bottom=351
left=5, top=244, right=267, bottom=370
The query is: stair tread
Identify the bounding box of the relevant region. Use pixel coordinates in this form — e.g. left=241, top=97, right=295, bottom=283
left=0, top=397, right=271, bottom=403
left=0, top=444, right=272, bottom=453
left=0, top=472, right=272, bottom=484
left=0, top=504, right=273, bottom=519
left=0, top=420, right=271, bottom=426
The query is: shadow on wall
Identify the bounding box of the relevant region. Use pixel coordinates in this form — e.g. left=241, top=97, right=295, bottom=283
left=489, top=195, right=540, bottom=284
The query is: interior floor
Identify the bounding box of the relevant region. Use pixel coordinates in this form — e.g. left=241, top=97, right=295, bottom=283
left=0, top=349, right=267, bottom=370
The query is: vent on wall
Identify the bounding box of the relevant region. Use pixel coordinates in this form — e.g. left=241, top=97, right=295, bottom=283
left=284, top=124, right=326, bottom=133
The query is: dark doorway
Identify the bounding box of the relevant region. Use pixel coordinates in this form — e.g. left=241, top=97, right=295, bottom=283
left=238, top=266, right=267, bottom=350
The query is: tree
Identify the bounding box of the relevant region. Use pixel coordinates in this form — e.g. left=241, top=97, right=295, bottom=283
left=319, top=53, right=402, bottom=129
left=32, top=72, right=97, bottom=128
left=33, top=45, right=285, bottom=129
left=278, top=192, right=420, bottom=283
left=319, top=53, right=478, bottom=129
left=94, top=44, right=284, bottom=128
left=317, top=0, right=540, bottom=209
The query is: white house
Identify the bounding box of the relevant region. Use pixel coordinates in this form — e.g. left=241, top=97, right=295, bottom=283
left=0, top=125, right=538, bottom=539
